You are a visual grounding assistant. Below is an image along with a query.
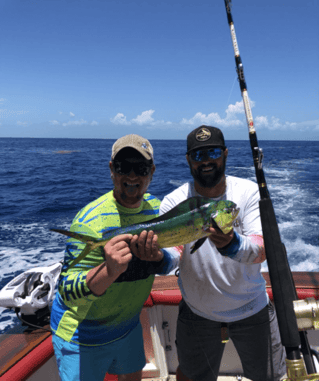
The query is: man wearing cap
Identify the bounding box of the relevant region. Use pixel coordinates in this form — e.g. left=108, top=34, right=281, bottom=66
left=50, top=134, right=179, bottom=381
left=160, top=126, right=286, bottom=381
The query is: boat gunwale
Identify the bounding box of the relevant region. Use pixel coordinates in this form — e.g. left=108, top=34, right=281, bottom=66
left=1, top=272, right=319, bottom=379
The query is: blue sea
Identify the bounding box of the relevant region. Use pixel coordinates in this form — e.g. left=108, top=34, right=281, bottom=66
left=0, top=137, right=319, bottom=333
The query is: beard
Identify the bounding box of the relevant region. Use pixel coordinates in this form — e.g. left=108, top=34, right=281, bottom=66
left=190, top=157, right=226, bottom=188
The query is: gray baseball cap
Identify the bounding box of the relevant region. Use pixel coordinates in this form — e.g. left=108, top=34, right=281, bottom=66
left=111, top=134, right=154, bottom=161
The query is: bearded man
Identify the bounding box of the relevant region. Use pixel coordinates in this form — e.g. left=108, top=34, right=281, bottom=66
left=160, top=126, right=286, bottom=381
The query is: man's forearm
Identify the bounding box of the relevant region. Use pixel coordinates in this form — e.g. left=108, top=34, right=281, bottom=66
left=217, top=232, right=266, bottom=264
left=86, top=263, right=119, bottom=296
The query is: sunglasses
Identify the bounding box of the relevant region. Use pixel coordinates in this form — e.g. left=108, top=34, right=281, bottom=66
left=189, top=148, right=223, bottom=162
left=113, top=160, right=152, bottom=176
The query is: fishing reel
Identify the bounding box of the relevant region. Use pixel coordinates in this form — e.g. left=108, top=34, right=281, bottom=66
left=280, top=298, right=319, bottom=380
left=0, top=262, right=62, bottom=328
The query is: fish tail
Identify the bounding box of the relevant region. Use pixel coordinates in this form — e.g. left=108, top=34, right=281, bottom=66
left=51, top=228, right=102, bottom=270
left=67, top=242, right=100, bottom=270
left=51, top=228, right=99, bottom=243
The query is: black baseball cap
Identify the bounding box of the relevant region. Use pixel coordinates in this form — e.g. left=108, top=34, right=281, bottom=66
left=186, top=125, right=226, bottom=154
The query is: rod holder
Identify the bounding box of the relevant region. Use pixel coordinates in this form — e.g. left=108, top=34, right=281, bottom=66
left=283, top=358, right=319, bottom=380
left=294, top=298, right=319, bottom=331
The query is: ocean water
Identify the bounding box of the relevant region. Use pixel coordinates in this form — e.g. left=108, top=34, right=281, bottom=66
left=0, top=137, right=318, bottom=333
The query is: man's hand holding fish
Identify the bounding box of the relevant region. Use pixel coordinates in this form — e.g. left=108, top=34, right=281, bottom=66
left=204, top=225, right=234, bottom=249
left=130, top=230, right=164, bottom=262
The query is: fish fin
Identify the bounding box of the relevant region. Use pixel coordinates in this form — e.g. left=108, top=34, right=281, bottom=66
left=51, top=228, right=99, bottom=243
left=67, top=243, right=97, bottom=270
left=190, top=237, right=207, bottom=254
left=190, top=219, right=221, bottom=254
left=52, top=228, right=100, bottom=270
left=150, top=196, right=214, bottom=223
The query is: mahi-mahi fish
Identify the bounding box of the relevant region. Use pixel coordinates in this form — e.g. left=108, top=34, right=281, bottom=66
left=51, top=197, right=240, bottom=269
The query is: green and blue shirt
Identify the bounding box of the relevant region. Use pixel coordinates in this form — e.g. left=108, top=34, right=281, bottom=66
left=51, top=191, right=178, bottom=346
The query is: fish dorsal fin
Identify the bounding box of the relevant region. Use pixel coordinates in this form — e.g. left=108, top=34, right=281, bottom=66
left=149, top=196, right=213, bottom=224
left=190, top=237, right=208, bottom=254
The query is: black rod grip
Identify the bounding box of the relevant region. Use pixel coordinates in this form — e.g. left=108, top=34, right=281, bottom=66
left=259, top=198, right=301, bottom=347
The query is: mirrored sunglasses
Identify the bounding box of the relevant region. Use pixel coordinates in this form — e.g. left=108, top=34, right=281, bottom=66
left=189, top=148, right=223, bottom=162
left=113, top=160, right=152, bottom=176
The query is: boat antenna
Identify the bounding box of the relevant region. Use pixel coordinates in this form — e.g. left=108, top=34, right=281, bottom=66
left=223, top=0, right=317, bottom=376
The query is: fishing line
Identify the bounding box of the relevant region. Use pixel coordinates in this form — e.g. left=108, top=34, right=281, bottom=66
left=15, top=308, right=51, bottom=332
left=225, top=74, right=237, bottom=111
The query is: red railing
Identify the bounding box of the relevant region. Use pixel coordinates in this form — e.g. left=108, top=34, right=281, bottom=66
left=2, top=273, right=319, bottom=381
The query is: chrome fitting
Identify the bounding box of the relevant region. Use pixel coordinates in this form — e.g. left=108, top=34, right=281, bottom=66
left=293, top=297, right=319, bottom=331
left=283, top=358, right=319, bottom=380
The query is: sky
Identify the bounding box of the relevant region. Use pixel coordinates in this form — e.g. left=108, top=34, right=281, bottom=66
left=0, top=0, right=318, bottom=141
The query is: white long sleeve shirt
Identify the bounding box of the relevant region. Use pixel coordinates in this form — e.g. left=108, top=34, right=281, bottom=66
left=159, top=176, right=268, bottom=322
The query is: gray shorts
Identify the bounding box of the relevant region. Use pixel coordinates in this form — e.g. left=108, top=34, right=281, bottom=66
left=176, top=299, right=286, bottom=381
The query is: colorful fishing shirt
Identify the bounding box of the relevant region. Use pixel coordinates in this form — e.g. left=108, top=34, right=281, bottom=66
left=51, top=191, right=178, bottom=346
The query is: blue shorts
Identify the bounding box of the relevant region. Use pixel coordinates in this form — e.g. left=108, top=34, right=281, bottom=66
left=52, top=322, right=146, bottom=381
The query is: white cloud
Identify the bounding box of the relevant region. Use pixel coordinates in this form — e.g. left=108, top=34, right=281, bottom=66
left=58, top=111, right=63, bottom=115
left=109, top=103, right=319, bottom=134
left=225, top=101, right=245, bottom=116
left=154, top=120, right=172, bottom=126
left=49, top=118, right=99, bottom=127
left=181, top=111, right=244, bottom=127
left=254, top=116, right=268, bottom=128
left=180, top=99, right=319, bottom=133
left=131, top=110, right=155, bottom=125
left=62, top=119, right=87, bottom=126
left=17, top=121, right=28, bottom=127
left=0, top=98, right=6, bottom=102
left=49, top=120, right=60, bottom=125
left=110, top=113, right=130, bottom=125
left=111, top=110, right=171, bottom=127
left=181, top=112, right=221, bottom=126
left=254, top=116, right=305, bottom=131
left=0, top=109, right=28, bottom=118
left=180, top=100, right=254, bottom=127
left=296, top=119, right=319, bottom=129
left=70, top=112, right=75, bottom=117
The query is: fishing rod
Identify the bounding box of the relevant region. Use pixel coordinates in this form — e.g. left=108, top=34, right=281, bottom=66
left=223, top=1, right=318, bottom=378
